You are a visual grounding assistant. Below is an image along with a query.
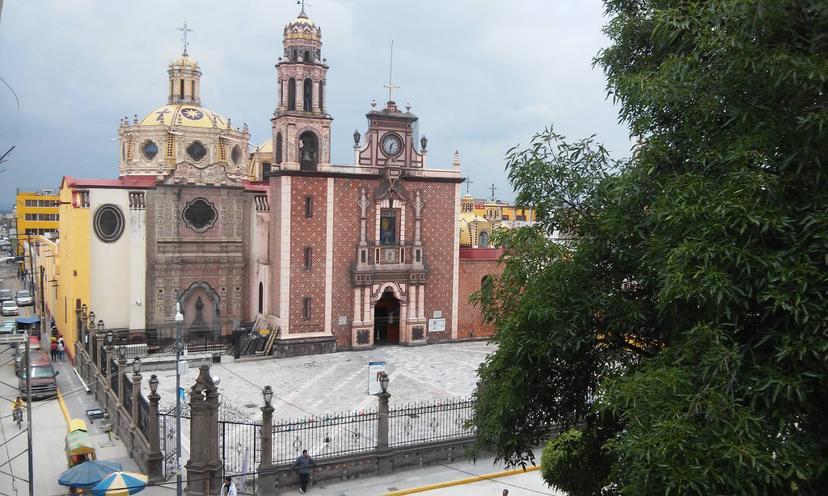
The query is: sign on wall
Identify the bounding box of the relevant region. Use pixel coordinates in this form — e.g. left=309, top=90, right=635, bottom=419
left=428, top=318, right=446, bottom=333
left=368, top=361, right=386, bottom=395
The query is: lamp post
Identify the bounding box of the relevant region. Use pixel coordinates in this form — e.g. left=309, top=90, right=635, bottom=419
left=130, top=358, right=142, bottom=431
left=174, top=292, right=184, bottom=496
left=376, top=371, right=390, bottom=450
left=258, top=385, right=275, bottom=495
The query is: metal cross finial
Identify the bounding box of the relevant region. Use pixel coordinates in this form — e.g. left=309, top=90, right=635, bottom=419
left=464, top=177, right=474, bottom=195
left=297, top=0, right=309, bottom=16
left=383, top=40, right=400, bottom=104
left=177, top=21, right=193, bottom=56
left=489, top=183, right=497, bottom=201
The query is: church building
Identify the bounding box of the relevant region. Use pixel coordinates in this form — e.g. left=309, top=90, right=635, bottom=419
left=53, top=7, right=488, bottom=358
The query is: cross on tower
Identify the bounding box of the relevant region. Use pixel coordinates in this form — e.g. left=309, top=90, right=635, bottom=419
left=177, top=21, right=193, bottom=56
left=463, top=177, right=474, bottom=195
left=297, top=0, right=310, bottom=16
left=383, top=40, right=400, bottom=104
left=489, top=183, right=498, bottom=201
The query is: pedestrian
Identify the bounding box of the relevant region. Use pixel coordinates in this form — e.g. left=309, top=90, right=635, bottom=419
left=50, top=339, right=58, bottom=361
left=293, top=449, right=315, bottom=493
left=220, top=476, right=237, bottom=496
left=502, top=490, right=509, bottom=496
left=57, top=339, right=65, bottom=362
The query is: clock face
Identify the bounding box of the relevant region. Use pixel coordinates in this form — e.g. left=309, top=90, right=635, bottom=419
left=381, top=134, right=402, bottom=157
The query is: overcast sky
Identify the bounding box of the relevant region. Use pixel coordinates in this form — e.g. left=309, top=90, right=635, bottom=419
left=0, top=0, right=631, bottom=210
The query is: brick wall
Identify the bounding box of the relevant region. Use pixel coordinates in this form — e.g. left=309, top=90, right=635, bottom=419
left=288, top=177, right=328, bottom=333
left=458, top=257, right=502, bottom=338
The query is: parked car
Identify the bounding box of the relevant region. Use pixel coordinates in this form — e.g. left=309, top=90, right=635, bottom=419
left=0, top=289, right=12, bottom=302
left=0, top=319, right=16, bottom=334
left=1, top=300, right=19, bottom=316
left=15, top=290, right=33, bottom=306
left=19, top=351, right=58, bottom=399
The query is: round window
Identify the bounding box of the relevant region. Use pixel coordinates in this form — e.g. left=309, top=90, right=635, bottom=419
left=142, top=140, right=159, bottom=160
left=93, top=205, right=125, bottom=243
left=231, top=145, right=242, bottom=165
left=182, top=198, right=218, bottom=232
left=186, top=141, right=207, bottom=162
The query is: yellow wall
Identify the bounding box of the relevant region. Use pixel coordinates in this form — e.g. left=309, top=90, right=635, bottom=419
left=15, top=191, right=59, bottom=255
left=54, top=184, right=90, bottom=359
left=33, top=236, right=59, bottom=330
left=473, top=202, right=536, bottom=222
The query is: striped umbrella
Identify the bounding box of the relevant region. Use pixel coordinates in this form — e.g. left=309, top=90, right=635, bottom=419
left=90, top=471, right=148, bottom=495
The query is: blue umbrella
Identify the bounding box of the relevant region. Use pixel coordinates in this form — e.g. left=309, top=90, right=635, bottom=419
left=58, top=460, right=123, bottom=489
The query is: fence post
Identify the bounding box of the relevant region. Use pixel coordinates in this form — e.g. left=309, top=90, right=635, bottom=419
left=377, top=391, right=390, bottom=450
left=117, top=355, right=127, bottom=407
left=147, top=375, right=164, bottom=482
left=130, top=371, right=142, bottom=430
left=258, top=386, right=274, bottom=496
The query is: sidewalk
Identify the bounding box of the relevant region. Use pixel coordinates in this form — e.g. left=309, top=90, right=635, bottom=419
left=306, top=456, right=563, bottom=496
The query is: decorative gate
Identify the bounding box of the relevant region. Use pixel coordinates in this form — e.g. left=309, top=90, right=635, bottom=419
left=159, top=406, right=190, bottom=480
left=219, top=420, right=260, bottom=495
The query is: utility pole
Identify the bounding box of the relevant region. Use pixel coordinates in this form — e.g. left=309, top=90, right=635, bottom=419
left=24, top=331, right=33, bottom=496
left=174, top=291, right=184, bottom=496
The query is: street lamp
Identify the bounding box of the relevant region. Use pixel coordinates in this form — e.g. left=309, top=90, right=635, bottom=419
left=106, top=330, right=113, bottom=346
left=97, top=320, right=104, bottom=333
left=149, top=374, right=159, bottom=394
left=379, top=371, right=390, bottom=394
left=118, top=341, right=126, bottom=361
left=262, top=385, right=273, bottom=407
left=132, top=357, right=142, bottom=376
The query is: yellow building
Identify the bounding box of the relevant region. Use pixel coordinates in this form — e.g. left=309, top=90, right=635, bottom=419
left=15, top=189, right=60, bottom=255
left=52, top=179, right=91, bottom=359
left=458, top=194, right=536, bottom=248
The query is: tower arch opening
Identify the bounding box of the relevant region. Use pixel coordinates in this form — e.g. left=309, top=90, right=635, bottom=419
left=287, top=78, right=296, bottom=110
left=275, top=132, right=283, bottom=164
left=303, top=78, right=313, bottom=110
left=298, top=131, right=318, bottom=170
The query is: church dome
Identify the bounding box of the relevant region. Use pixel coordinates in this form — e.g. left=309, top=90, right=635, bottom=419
left=138, top=104, right=229, bottom=129
left=284, top=8, right=321, bottom=41
left=171, top=53, right=199, bottom=69
left=256, top=139, right=273, bottom=154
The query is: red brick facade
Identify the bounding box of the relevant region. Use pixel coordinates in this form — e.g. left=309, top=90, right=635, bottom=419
left=457, top=248, right=504, bottom=339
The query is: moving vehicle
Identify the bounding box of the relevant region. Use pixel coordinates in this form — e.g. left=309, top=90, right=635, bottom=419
left=65, top=419, right=96, bottom=467
left=0, top=289, right=12, bottom=302
left=12, top=404, right=23, bottom=429
left=0, top=319, right=16, bottom=335
left=1, top=300, right=19, bottom=316
left=19, top=351, right=59, bottom=399
left=15, top=290, right=33, bottom=306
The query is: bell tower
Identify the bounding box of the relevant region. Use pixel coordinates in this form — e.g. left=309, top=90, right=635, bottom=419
left=271, top=5, right=332, bottom=171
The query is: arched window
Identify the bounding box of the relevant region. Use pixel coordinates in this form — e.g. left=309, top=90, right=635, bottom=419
left=287, top=78, right=296, bottom=110
left=303, top=78, right=313, bottom=110
left=191, top=81, right=195, bottom=100
left=319, top=81, right=324, bottom=111
left=478, top=231, right=490, bottom=248
left=291, top=48, right=297, bottom=61
left=275, top=132, right=283, bottom=164
left=298, top=131, right=319, bottom=170
left=258, top=282, right=264, bottom=314
left=179, top=79, right=185, bottom=100
left=304, top=50, right=310, bottom=62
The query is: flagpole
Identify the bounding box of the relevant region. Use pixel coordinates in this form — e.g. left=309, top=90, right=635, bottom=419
left=175, top=291, right=184, bottom=496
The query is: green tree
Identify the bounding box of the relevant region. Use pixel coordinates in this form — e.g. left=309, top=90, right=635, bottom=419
left=471, top=1, right=827, bottom=494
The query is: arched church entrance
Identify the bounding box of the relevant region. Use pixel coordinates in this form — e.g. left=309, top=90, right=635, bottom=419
left=374, top=288, right=400, bottom=345
left=180, top=282, right=221, bottom=338
left=298, top=131, right=319, bottom=171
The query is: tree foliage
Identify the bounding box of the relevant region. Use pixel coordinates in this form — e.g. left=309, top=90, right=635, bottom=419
left=470, top=1, right=827, bottom=494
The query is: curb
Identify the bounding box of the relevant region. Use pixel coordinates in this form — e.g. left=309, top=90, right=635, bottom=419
left=383, top=465, right=540, bottom=495
left=56, top=387, right=71, bottom=428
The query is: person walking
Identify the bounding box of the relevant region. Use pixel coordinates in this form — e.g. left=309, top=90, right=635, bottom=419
left=293, top=449, right=315, bottom=493
left=220, top=476, right=237, bottom=496
left=57, top=339, right=66, bottom=362
left=50, top=339, right=58, bottom=361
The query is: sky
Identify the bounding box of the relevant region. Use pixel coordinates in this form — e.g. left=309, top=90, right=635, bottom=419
left=0, top=0, right=632, bottom=210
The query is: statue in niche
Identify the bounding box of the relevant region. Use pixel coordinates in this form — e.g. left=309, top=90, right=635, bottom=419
left=190, top=296, right=208, bottom=333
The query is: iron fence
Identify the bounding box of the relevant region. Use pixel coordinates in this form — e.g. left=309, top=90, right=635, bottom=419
left=123, top=376, right=133, bottom=414
left=159, top=406, right=190, bottom=480
left=388, top=398, right=475, bottom=448
left=109, top=357, right=118, bottom=392
left=220, top=420, right=260, bottom=494
left=271, top=410, right=378, bottom=465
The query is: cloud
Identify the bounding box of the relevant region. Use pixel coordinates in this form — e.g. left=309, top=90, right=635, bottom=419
left=0, top=0, right=630, bottom=208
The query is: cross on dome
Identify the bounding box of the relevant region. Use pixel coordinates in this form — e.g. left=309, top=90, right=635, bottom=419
left=383, top=40, right=400, bottom=104
left=177, top=21, right=193, bottom=56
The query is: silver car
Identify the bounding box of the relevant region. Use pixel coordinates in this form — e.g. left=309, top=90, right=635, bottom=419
left=15, top=290, right=33, bottom=306
left=1, top=300, right=18, bottom=316
left=0, top=289, right=12, bottom=302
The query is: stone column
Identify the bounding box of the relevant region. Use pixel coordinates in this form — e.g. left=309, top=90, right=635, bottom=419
left=96, top=338, right=104, bottom=372
left=186, top=365, right=223, bottom=495
left=258, top=402, right=275, bottom=495
left=205, top=372, right=223, bottom=495
left=130, top=372, right=142, bottom=429
left=376, top=390, right=392, bottom=474
left=117, top=357, right=127, bottom=406
left=147, top=378, right=163, bottom=482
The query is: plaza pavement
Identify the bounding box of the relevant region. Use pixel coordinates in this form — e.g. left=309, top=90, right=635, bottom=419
left=145, top=340, right=495, bottom=422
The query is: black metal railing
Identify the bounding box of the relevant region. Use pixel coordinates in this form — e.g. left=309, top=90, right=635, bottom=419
left=138, top=395, right=150, bottom=439
left=270, top=410, right=378, bottom=465
left=109, top=357, right=119, bottom=392
left=388, top=398, right=475, bottom=447
left=123, top=376, right=133, bottom=413
left=220, top=420, right=260, bottom=494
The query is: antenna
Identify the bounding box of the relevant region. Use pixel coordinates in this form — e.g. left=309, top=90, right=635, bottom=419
left=177, top=21, right=194, bottom=56
left=383, top=40, right=399, bottom=104
left=489, top=183, right=497, bottom=201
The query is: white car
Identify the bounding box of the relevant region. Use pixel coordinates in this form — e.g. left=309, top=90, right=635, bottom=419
left=1, top=300, right=19, bottom=316
left=15, top=290, right=33, bottom=306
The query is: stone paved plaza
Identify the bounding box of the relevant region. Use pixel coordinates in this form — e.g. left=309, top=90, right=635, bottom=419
left=147, top=340, right=494, bottom=422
